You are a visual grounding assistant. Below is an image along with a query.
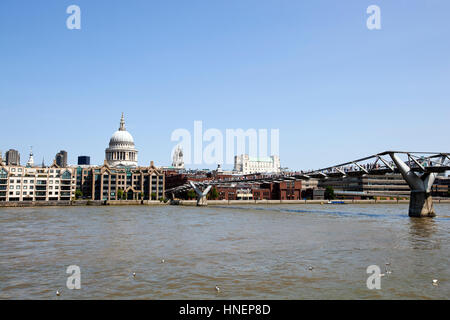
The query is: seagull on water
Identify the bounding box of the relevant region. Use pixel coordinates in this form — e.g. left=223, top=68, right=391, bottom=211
left=215, top=286, right=220, bottom=292
left=56, top=290, right=61, bottom=296
left=432, top=279, right=439, bottom=286
left=132, top=272, right=136, bottom=278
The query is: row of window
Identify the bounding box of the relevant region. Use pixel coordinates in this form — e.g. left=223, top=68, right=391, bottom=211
left=8, top=191, right=64, bottom=196
left=9, top=179, right=65, bottom=184
left=8, top=168, right=65, bottom=174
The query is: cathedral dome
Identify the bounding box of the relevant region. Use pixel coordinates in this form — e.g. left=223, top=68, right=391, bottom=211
left=109, top=130, right=135, bottom=148
left=105, top=113, right=138, bottom=167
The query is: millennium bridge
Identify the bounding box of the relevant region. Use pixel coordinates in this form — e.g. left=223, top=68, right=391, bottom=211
left=166, top=151, right=450, bottom=217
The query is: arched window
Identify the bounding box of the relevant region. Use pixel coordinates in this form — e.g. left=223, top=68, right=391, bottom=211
left=61, top=171, right=72, bottom=180
left=0, top=168, right=7, bottom=178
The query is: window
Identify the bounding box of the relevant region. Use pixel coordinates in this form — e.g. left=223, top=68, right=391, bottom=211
left=18, top=168, right=22, bottom=172
left=16, top=191, right=19, bottom=195
left=16, top=186, right=20, bottom=189
left=9, top=186, right=13, bottom=189
left=24, top=180, right=27, bottom=183
left=11, top=168, right=15, bottom=172
left=62, top=171, right=71, bottom=179
left=23, top=186, right=27, bottom=189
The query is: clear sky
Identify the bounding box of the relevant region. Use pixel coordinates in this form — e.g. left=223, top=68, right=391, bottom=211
left=1, top=0, right=449, bottom=170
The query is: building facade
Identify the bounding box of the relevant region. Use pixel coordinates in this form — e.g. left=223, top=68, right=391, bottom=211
left=5, top=149, right=20, bottom=166
left=77, top=156, right=91, bottom=165
left=55, top=150, right=68, bottom=167
left=0, top=164, right=76, bottom=201
left=261, top=180, right=302, bottom=200
left=431, top=175, right=450, bottom=197
left=234, top=154, right=280, bottom=174
left=75, top=161, right=165, bottom=201
left=318, top=174, right=410, bottom=199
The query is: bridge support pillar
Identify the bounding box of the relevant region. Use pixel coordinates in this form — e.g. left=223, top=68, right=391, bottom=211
left=389, top=153, right=437, bottom=218
left=197, top=195, right=208, bottom=206
left=409, top=191, right=435, bottom=217
left=189, top=181, right=212, bottom=207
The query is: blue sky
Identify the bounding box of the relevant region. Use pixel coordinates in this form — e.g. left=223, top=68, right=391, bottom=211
left=1, top=0, right=449, bottom=170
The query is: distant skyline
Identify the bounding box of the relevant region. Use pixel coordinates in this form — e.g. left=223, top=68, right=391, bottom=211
left=1, top=0, right=449, bottom=170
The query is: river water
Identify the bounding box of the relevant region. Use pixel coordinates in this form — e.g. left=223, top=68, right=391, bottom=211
left=0, top=204, right=449, bottom=299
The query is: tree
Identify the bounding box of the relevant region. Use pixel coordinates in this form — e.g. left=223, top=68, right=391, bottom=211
left=324, top=186, right=335, bottom=200
left=208, top=187, right=219, bottom=200
left=187, top=189, right=196, bottom=200
left=75, top=189, right=83, bottom=200
left=117, top=189, right=124, bottom=200
left=150, top=192, right=157, bottom=200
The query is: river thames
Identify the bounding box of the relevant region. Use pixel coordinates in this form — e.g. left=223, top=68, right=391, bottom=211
left=0, top=204, right=449, bottom=299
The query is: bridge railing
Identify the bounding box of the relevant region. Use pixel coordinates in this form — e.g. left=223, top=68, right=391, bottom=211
left=165, top=151, right=449, bottom=195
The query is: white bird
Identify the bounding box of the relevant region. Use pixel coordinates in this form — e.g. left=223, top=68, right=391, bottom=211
left=308, top=266, right=314, bottom=271
left=56, top=290, right=61, bottom=296
left=132, top=272, right=136, bottom=278
left=161, top=259, right=165, bottom=263
left=215, top=286, right=220, bottom=292
left=432, top=279, right=439, bottom=286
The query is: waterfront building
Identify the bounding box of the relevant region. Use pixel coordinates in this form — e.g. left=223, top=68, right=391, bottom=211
left=5, top=149, right=20, bottom=166
left=105, top=113, right=138, bottom=167
left=431, top=175, right=450, bottom=197
left=0, top=163, right=76, bottom=201
left=55, top=150, right=68, bottom=167
left=77, top=156, right=91, bottom=165
left=261, top=180, right=302, bottom=200
left=318, top=174, right=410, bottom=199
left=75, top=161, right=165, bottom=201
left=234, top=154, right=281, bottom=175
